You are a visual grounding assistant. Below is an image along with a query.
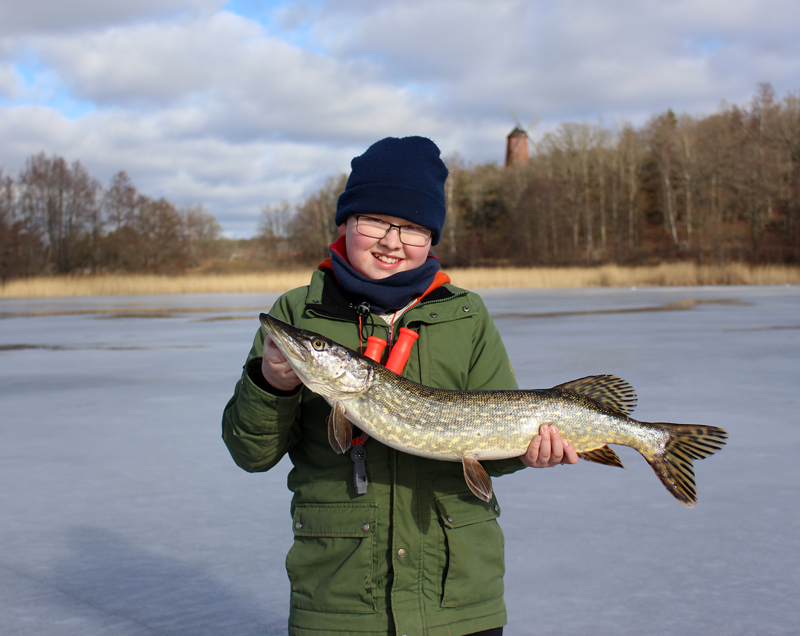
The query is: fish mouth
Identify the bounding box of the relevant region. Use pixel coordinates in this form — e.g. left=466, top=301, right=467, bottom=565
left=259, top=313, right=369, bottom=399
left=259, top=313, right=315, bottom=364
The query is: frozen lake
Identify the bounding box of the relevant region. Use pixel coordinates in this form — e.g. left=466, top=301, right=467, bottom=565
left=1, top=285, right=798, bottom=635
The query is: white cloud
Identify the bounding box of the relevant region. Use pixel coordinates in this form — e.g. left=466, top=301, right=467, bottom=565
left=29, top=12, right=438, bottom=143
left=298, top=0, right=800, bottom=120
left=0, top=0, right=226, bottom=36
left=0, top=63, right=19, bottom=99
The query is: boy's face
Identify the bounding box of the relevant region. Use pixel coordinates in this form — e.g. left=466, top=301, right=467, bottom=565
left=338, top=213, right=431, bottom=280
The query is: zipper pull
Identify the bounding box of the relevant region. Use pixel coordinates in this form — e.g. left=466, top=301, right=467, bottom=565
left=350, top=438, right=368, bottom=494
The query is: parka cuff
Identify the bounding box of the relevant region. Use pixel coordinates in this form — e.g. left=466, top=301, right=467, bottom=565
left=222, top=360, right=303, bottom=473
left=246, top=358, right=302, bottom=397
left=238, top=359, right=303, bottom=429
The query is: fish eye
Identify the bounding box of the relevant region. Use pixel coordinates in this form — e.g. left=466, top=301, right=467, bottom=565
left=311, top=339, right=326, bottom=351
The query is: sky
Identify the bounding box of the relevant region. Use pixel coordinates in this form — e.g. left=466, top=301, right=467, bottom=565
left=1, top=0, right=799, bottom=238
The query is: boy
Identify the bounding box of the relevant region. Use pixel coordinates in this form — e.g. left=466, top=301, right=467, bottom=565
left=222, top=136, right=577, bottom=636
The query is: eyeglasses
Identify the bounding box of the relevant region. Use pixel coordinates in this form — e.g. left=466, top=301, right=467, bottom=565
left=353, top=215, right=433, bottom=247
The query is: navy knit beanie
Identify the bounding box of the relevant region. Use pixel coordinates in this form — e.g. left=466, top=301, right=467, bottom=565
left=335, top=136, right=449, bottom=245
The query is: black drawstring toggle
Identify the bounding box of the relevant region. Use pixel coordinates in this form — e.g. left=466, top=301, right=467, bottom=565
left=355, top=301, right=371, bottom=317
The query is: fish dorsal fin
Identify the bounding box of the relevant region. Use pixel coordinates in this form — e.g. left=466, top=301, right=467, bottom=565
left=552, top=375, right=637, bottom=416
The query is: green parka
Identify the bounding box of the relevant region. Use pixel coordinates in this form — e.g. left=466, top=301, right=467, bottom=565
left=222, top=269, right=526, bottom=636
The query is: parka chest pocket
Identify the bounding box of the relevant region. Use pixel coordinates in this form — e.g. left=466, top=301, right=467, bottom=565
left=286, top=502, right=378, bottom=614
left=435, top=493, right=504, bottom=608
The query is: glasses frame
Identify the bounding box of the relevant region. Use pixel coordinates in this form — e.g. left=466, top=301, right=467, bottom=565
left=353, top=214, right=433, bottom=247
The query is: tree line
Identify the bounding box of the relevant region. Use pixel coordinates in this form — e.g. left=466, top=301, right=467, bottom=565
left=460, top=82, right=799, bottom=268
left=0, top=154, right=223, bottom=282
left=3, top=84, right=798, bottom=283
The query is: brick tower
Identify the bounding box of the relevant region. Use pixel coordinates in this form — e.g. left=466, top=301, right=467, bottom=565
left=505, top=126, right=529, bottom=166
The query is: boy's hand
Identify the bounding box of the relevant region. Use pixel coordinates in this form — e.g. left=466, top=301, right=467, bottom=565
left=521, top=424, right=579, bottom=468
left=261, top=334, right=302, bottom=391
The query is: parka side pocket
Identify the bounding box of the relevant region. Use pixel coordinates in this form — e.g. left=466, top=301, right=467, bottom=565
left=434, top=492, right=504, bottom=608
left=286, top=502, right=379, bottom=614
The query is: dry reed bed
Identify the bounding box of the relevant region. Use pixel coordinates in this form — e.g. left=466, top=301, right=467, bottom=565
left=449, top=263, right=800, bottom=289
left=2, top=264, right=799, bottom=298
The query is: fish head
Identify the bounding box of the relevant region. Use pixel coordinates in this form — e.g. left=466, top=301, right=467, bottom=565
left=259, top=313, right=373, bottom=400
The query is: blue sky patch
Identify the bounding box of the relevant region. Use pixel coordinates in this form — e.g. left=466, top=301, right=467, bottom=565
left=223, top=0, right=328, bottom=54
left=8, top=59, right=97, bottom=119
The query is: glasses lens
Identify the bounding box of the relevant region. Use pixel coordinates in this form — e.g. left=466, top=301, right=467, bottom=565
left=398, top=226, right=432, bottom=246
left=355, top=216, right=389, bottom=239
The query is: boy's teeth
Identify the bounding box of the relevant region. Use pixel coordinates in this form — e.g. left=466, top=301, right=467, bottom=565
left=375, top=254, right=400, bottom=264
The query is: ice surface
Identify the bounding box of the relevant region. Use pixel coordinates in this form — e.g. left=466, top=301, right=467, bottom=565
left=1, top=286, right=798, bottom=635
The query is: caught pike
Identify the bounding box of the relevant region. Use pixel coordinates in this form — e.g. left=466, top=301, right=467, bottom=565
left=259, top=313, right=727, bottom=508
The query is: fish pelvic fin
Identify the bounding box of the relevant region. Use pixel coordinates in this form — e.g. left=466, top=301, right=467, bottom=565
left=327, top=401, right=353, bottom=454
left=462, top=456, right=493, bottom=503
left=577, top=445, right=626, bottom=469
left=552, top=375, right=637, bottom=416
left=647, top=423, right=729, bottom=508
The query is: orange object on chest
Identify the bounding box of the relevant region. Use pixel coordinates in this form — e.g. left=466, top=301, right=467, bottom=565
left=362, top=328, right=418, bottom=374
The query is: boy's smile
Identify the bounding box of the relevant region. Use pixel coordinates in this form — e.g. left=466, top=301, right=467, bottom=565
left=339, top=214, right=431, bottom=280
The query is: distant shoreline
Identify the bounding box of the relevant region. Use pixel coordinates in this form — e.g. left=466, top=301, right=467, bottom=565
left=2, top=263, right=798, bottom=298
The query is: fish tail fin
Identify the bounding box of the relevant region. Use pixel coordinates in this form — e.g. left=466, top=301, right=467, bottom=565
left=646, top=423, right=728, bottom=508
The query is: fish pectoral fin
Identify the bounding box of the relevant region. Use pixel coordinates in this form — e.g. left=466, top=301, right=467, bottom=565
left=577, top=444, right=626, bottom=469
left=462, top=456, right=493, bottom=503
left=327, top=401, right=353, bottom=454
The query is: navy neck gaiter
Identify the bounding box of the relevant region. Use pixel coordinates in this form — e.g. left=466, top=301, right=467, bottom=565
left=328, top=236, right=440, bottom=312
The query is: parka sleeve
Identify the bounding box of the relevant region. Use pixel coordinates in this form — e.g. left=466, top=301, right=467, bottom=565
left=221, top=297, right=303, bottom=472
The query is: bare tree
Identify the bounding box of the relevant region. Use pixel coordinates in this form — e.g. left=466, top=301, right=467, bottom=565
left=775, top=91, right=800, bottom=260
left=646, top=111, right=680, bottom=245
left=614, top=124, right=644, bottom=253
left=257, top=201, right=293, bottom=264
left=183, top=203, right=222, bottom=265
left=440, top=153, right=468, bottom=264
left=675, top=114, right=698, bottom=248
left=103, top=171, right=137, bottom=231
left=133, top=196, right=187, bottom=272
left=0, top=171, right=21, bottom=282
left=16, top=153, right=100, bottom=274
